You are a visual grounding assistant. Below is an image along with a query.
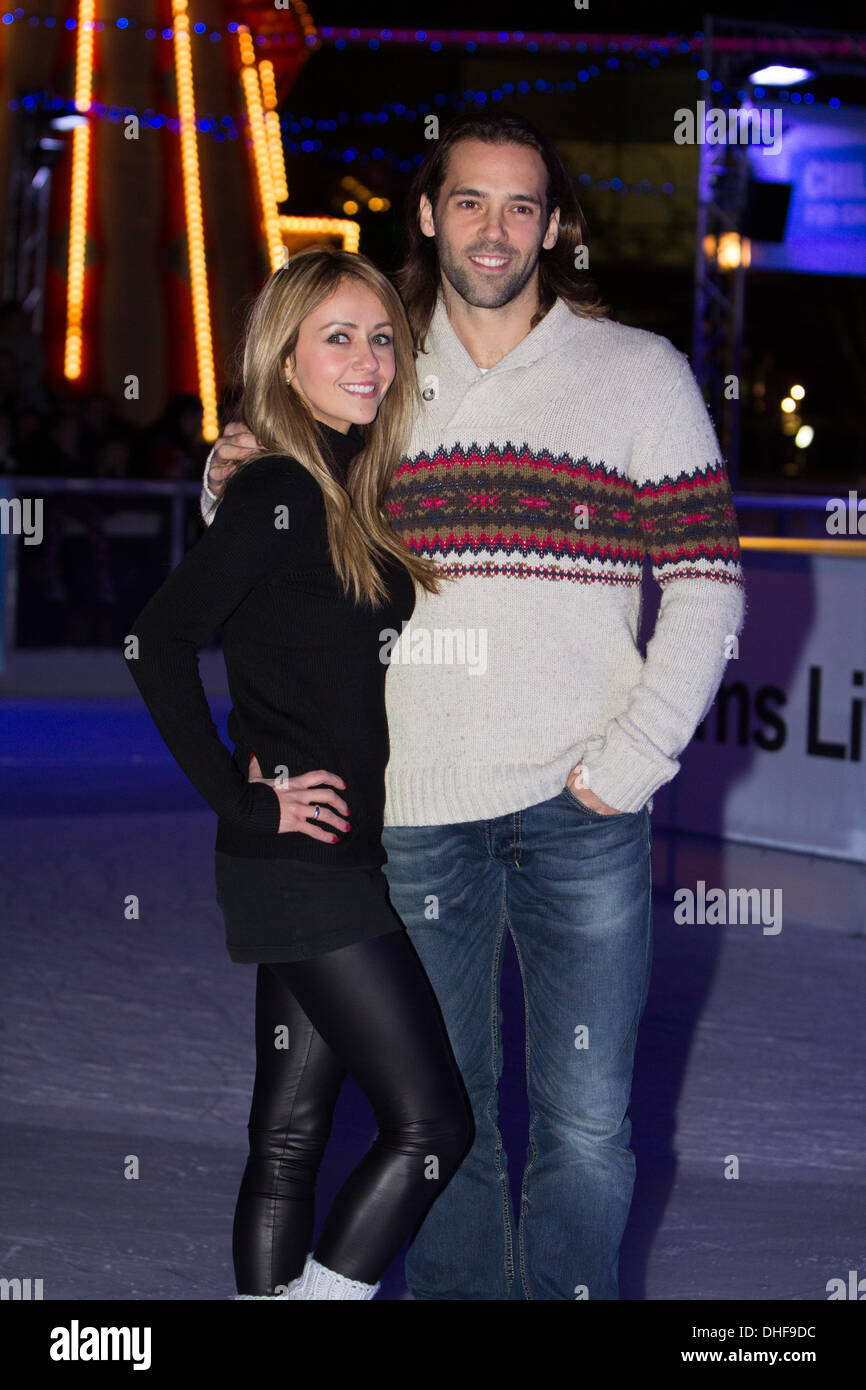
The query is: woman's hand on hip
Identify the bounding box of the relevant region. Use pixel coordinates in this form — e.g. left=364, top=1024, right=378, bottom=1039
left=248, top=754, right=351, bottom=841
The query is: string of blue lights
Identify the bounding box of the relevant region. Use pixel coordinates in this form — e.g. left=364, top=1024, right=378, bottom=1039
left=10, top=84, right=681, bottom=191
left=6, top=11, right=842, bottom=190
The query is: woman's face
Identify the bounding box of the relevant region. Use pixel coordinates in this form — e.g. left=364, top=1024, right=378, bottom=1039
left=285, top=279, right=396, bottom=433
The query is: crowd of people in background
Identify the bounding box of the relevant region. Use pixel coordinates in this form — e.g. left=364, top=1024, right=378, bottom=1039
left=0, top=300, right=211, bottom=483
left=0, top=300, right=222, bottom=641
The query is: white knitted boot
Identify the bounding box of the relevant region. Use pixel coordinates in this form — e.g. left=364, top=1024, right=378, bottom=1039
left=285, top=1251, right=380, bottom=1300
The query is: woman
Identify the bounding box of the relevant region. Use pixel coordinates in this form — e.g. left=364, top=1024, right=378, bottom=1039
left=126, top=248, right=472, bottom=1300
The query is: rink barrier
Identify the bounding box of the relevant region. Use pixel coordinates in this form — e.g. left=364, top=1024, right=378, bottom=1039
left=0, top=478, right=864, bottom=673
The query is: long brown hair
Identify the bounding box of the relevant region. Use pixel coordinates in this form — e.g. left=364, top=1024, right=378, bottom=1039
left=394, top=111, right=609, bottom=352
left=218, top=247, right=447, bottom=607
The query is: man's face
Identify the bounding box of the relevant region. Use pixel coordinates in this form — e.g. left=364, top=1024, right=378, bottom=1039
left=418, top=139, right=559, bottom=310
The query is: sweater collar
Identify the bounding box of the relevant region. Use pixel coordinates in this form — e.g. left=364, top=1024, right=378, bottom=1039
left=423, top=291, right=589, bottom=381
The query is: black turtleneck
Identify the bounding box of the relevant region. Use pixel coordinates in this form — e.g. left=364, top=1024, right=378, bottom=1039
left=126, top=426, right=416, bottom=865
left=317, top=418, right=364, bottom=482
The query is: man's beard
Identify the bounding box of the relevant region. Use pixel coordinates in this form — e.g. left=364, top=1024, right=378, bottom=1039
left=435, top=237, right=542, bottom=309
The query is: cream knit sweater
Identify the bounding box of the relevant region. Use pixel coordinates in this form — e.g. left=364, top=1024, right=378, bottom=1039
left=202, top=294, right=746, bottom=824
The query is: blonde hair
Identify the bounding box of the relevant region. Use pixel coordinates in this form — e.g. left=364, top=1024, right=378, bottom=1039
left=221, top=247, right=448, bottom=607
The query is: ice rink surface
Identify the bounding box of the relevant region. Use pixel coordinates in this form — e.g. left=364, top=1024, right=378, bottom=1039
left=1, top=661, right=863, bottom=1301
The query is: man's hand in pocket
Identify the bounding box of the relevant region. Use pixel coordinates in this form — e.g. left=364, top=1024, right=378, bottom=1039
left=566, top=762, right=622, bottom=816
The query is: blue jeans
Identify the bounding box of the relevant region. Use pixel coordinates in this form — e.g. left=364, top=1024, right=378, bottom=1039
left=380, top=784, right=653, bottom=1300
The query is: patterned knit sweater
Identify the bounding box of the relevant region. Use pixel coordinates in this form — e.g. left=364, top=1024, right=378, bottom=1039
left=203, top=293, right=746, bottom=823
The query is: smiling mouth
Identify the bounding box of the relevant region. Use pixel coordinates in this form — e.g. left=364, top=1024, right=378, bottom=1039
left=339, top=383, right=379, bottom=396
left=468, top=254, right=511, bottom=271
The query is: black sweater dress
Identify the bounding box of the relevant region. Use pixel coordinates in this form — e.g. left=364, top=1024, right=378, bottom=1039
left=126, top=422, right=417, bottom=962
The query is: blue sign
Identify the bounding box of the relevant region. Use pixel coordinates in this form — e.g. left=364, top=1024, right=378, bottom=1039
left=747, top=106, right=866, bottom=275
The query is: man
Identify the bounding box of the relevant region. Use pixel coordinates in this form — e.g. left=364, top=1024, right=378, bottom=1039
left=201, top=112, right=746, bottom=1300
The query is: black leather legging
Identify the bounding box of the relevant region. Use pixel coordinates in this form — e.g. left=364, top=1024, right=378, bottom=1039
left=233, top=930, right=474, bottom=1294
